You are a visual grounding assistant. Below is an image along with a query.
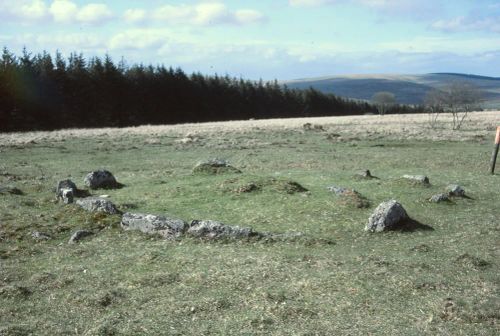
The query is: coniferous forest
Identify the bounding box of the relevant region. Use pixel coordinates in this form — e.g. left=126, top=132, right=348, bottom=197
left=0, top=47, right=422, bottom=132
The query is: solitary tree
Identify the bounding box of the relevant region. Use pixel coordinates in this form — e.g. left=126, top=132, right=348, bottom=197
left=424, top=82, right=482, bottom=130
left=371, top=91, right=396, bottom=115
left=424, top=89, right=445, bottom=128
left=446, top=81, right=482, bottom=130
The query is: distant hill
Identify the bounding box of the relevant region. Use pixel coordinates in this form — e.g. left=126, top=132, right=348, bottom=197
left=283, top=73, right=500, bottom=108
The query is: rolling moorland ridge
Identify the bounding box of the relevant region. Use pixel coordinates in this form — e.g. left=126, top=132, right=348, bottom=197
left=284, top=73, right=500, bottom=108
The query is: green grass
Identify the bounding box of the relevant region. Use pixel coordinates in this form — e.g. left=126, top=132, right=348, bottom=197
left=0, top=129, right=498, bottom=335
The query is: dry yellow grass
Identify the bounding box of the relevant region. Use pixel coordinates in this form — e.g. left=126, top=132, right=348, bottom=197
left=1, top=111, right=498, bottom=146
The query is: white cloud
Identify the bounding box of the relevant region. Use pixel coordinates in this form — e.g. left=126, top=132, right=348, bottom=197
left=19, top=0, right=48, bottom=20
left=123, top=9, right=147, bottom=24
left=378, top=36, right=500, bottom=54
left=234, top=9, right=267, bottom=25
left=48, top=0, right=113, bottom=24
left=35, top=32, right=105, bottom=49
left=431, top=16, right=500, bottom=33
left=0, top=0, right=49, bottom=21
left=289, top=0, right=338, bottom=7
left=153, top=4, right=193, bottom=22
left=49, top=0, right=78, bottom=23
left=149, top=2, right=265, bottom=26
left=289, top=0, right=441, bottom=19
left=108, top=29, right=173, bottom=50
left=76, top=3, right=113, bottom=24
left=192, top=2, right=230, bottom=25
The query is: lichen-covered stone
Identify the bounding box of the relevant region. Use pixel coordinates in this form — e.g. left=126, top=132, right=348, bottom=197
left=121, top=212, right=188, bottom=239
left=402, top=174, right=430, bottom=184
left=187, top=220, right=255, bottom=239
left=76, top=197, right=120, bottom=215
left=328, top=186, right=370, bottom=208
left=31, top=231, right=51, bottom=241
left=429, top=193, right=450, bottom=203
left=447, top=184, right=465, bottom=197
left=327, top=185, right=350, bottom=195
left=366, top=200, right=409, bottom=232
left=68, top=230, right=94, bottom=244
left=84, top=170, right=118, bottom=189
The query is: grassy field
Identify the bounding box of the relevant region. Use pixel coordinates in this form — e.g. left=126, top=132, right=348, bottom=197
left=1, top=113, right=499, bottom=335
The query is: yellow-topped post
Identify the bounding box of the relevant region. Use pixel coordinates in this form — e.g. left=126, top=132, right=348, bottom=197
left=491, top=126, right=500, bottom=174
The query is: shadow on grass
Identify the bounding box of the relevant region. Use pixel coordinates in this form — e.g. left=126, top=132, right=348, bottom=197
left=79, top=182, right=126, bottom=195
left=75, top=189, right=92, bottom=197
left=393, top=218, right=434, bottom=232
left=97, top=182, right=126, bottom=190
left=457, top=194, right=474, bottom=200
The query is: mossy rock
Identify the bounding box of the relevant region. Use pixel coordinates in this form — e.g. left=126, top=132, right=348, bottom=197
left=269, top=178, right=308, bottom=194
left=337, top=190, right=370, bottom=208
left=223, top=177, right=308, bottom=194
left=193, top=159, right=242, bottom=175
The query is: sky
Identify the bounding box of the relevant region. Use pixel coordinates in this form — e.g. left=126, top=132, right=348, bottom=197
left=1, top=0, right=500, bottom=80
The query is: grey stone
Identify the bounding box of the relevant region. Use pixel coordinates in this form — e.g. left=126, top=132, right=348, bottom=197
left=84, top=170, right=118, bottom=189
left=327, top=185, right=351, bottom=195
left=121, top=212, right=188, bottom=239
left=76, top=197, right=120, bottom=215
left=327, top=185, right=369, bottom=208
left=31, top=231, right=51, bottom=241
left=429, top=193, right=450, bottom=203
left=402, top=174, right=429, bottom=184
left=366, top=200, right=409, bottom=232
left=187, top=220, right=255, bottom=239
left=447, top=184, right=465, bottom=197
left=68, top=230, right=94, bottom=244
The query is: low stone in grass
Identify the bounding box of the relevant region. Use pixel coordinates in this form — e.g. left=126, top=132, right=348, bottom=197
left=193, top=158, right=242, bottom=175
left=31, top=231, right=51, bottom=241
left=234, top=182, right=259, bottom=193
left=84, top=170, right=120, bottom=189
left=121, top=212, right=188, bottom=239
left=0, top=185, right=23, bottom=195
left=187, top=220, right=256, bottom=239
left=68, top=229, right=94, bottom=244
left=455, top=253, right=490, bottom=269
left=429, top=193, right=450, bottom=203
left=402, top=174, right=430, bottom=185
left=447, top=184, right=465, bottom=197
left=76, top=197, right=120, bottom=215
left=354, top=169, right=376, bottom=179
left=365, top=200, right=409, bottom=232
left=271, top=179, right=308, bottom=194
left=328, top=185, right=370, bottom=208
left=228, top=178, right=307, bottom=194
left=327, top=185, right=349, bottom=195
left=303, top=123, right=325, bottom=131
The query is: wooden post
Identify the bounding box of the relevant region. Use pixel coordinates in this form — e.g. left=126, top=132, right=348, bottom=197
left=491, top=126, right=500, bottom=174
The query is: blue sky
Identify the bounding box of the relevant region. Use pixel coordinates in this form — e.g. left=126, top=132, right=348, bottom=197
left=1, top=0, right=499, bottom=79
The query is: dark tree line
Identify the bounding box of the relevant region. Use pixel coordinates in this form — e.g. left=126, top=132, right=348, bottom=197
left=0, top=47, right=422, bottom=132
